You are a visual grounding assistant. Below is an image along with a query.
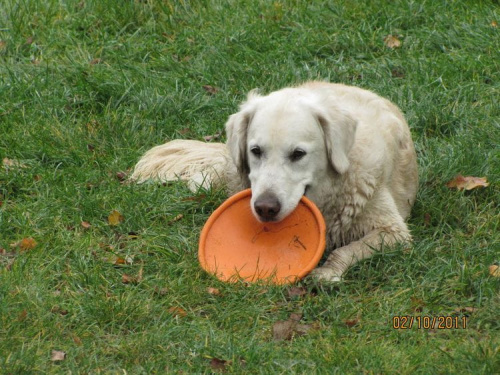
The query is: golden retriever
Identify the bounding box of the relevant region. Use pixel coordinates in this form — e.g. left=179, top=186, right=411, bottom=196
left=131, top=82, right=418, bottom=282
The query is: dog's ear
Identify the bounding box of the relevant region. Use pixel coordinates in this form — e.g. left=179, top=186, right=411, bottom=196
left=225, top=90, right=261, bottom=175
left=315, top=108, right=357, bottom=174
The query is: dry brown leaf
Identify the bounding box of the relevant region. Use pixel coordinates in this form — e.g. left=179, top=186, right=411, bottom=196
left=344, top=318, right=359, bottom=328
left=384, top=34, right=402, bottom=49
left=209, top=358, right=228, bottom=371
left=287, top=286, right=307, bottom=298
left=491, top=20, right=498, bottom=28
left=154, top=287, right=169, bottom=296
left=453, top=306, right=479, bottom=314
left=207, top=287, right=221, bottom=296
left=122, top=273, right=137, bottom=284
left=115, top=171, right=128, bottom=182
left=73, top=335, right=83, bottom=346
left=50, top=350, right=66, bottom=362
left=2, top=158, right=27, bottom=169
left=168, top=214, right=184, bottom=225
left=424, top=213, right=431, bottom=227
left=81, top=221, right=91, bottom=229
left=17, top=309, right=27, bottom=322
left=446, top=175, right=489, bottom=191
left=168, top=306, right=187, bottom=317
left=0, top=41, right=6, bottom=50
left=20, top=237, right=37, bottom=251
left=114, top=256, right=128, bottom=265
left=11, top=237, right=37, bottom=252
left=488, top=264, right=500, bottom=277
left=203, top=132, right=222, bottom=142
left=108, top=210, right=124, bottom=226
left=202, top=85, right=219, bottom=95
left=272, top=319, right=296, bottom=341
left=51, top=306, right=69, bottom=316
left=272, top=312, right=315, bottom=341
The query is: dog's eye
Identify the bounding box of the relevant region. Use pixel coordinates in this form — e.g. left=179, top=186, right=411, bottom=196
left=290, top=149, right=306, bottom=162
left=250, top=146, right=262, bottom=158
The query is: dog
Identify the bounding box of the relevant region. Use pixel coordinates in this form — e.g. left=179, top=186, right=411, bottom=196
left=131, top=82, right=418, bottom=282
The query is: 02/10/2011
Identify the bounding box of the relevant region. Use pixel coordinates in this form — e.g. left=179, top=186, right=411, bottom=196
left=392, top=316, right=467, bottom=330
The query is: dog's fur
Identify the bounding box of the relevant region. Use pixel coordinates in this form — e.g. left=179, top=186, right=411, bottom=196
left=131, top=82, right=418, bottom=282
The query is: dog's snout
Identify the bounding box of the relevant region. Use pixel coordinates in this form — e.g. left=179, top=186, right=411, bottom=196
left=254, top=193, right=281, bottom=221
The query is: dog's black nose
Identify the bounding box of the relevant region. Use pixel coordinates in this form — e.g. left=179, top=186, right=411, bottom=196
left=254, top=193, right=281, bottom=221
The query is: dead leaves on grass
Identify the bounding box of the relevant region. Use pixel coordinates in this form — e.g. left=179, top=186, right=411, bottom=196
left=50, top=350, right=66, bottom=362
left=272, top=312, right=316, bottom=341
left=488, top=264, right=500, bottom=277
left=107, top=210, right=124, bottom=226
left=384, top=34, right=402, bottom=49
left=446, top=175, right=489, bottom=191
left=10, top=237, right=37, bottom=251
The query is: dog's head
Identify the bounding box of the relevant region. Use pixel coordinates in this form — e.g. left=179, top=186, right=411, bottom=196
left=225, top=86, right=357, bottom=222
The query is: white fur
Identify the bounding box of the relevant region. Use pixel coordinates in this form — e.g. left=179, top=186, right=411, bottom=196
left=131, top=82, right=418, bottom=282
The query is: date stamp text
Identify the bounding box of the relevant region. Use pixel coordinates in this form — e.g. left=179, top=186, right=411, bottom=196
left=392, top=316, right=467, bottom=330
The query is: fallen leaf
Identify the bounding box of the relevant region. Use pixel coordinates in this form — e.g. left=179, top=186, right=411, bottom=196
left=272, top=319, right=296, bottom=341
left=122, top=273, right=137, bottom=284
left=182, top=194, right=207, bottom=202
left=344, top=318, right=359, bottom=328
left=203, top=132, right=222, bottom=142
left=81, top=221, right=91, bottom=229
left=424, top=213, right=431, bottom=227
left=51, top=306, right=69, bottom=316
left=90, top=58, right=102, bottom=65
left=108, top=210, right=124, bottom=226
left=391, top=68, right=405, bottom=78
left=207, top=287, right=221, bottom=296
left=50, top=350, right=66, bottom=362
left=114, top=256, right=128, bottom=265
left=0, top=41, right=6, bottom=50
left=202, top=85, right=218, bottom=95
left=154, top=286, right=169, bottom=296
left=488, top=264, right=500, bottom=277
left=209, top=358, right=228, bottom=371
left=10, top=238, right=37, bottom=252
left=446, top=175, right=489, bottom=191
left=272, top=312, right=315, bottom=341
left=453, top=307, right=479, bottom=315
left=178, top=127, right=191, bottom=135
left=168, top=214, right=183, bottom=225
left=17, top=310, right=27, bottom=322
left=384, top=34, right=402, bottom=49
left=491, top=20, right=498, bottom=28
left=73, top=335, right=83, bottom=346
left=115, top=171, right=128, bottom=182
left=2, top=158, right=27, bottom=169
left=168, top=306, right=187, bottom=317
left=287, top=286, right=307, bottom=298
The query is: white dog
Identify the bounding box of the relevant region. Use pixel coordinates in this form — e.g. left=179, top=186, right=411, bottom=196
left=131, top=82, right=418, bottom=282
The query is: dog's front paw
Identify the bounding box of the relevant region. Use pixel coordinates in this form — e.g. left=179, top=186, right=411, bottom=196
left=308, top=267, right=343, bottom=283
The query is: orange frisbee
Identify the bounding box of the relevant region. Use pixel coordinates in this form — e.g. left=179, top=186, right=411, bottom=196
left=198, top=189, right=326, bottom=284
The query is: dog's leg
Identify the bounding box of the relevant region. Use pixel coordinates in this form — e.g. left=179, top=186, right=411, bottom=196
left=309, top=224, right=411, bottom=283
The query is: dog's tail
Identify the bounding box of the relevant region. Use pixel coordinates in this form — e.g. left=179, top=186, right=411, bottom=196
left=130, top=140, right=233, bottom=191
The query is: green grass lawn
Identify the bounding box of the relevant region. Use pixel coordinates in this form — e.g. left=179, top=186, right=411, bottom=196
left=1, top=0, right=499, bottom=373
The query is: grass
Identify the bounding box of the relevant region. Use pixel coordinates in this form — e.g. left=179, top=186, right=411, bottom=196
left=1, top=0, right=499, bottom=373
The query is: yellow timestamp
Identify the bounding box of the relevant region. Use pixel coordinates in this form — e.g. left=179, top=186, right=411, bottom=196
left=392, top=316, right=467, bottom=330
